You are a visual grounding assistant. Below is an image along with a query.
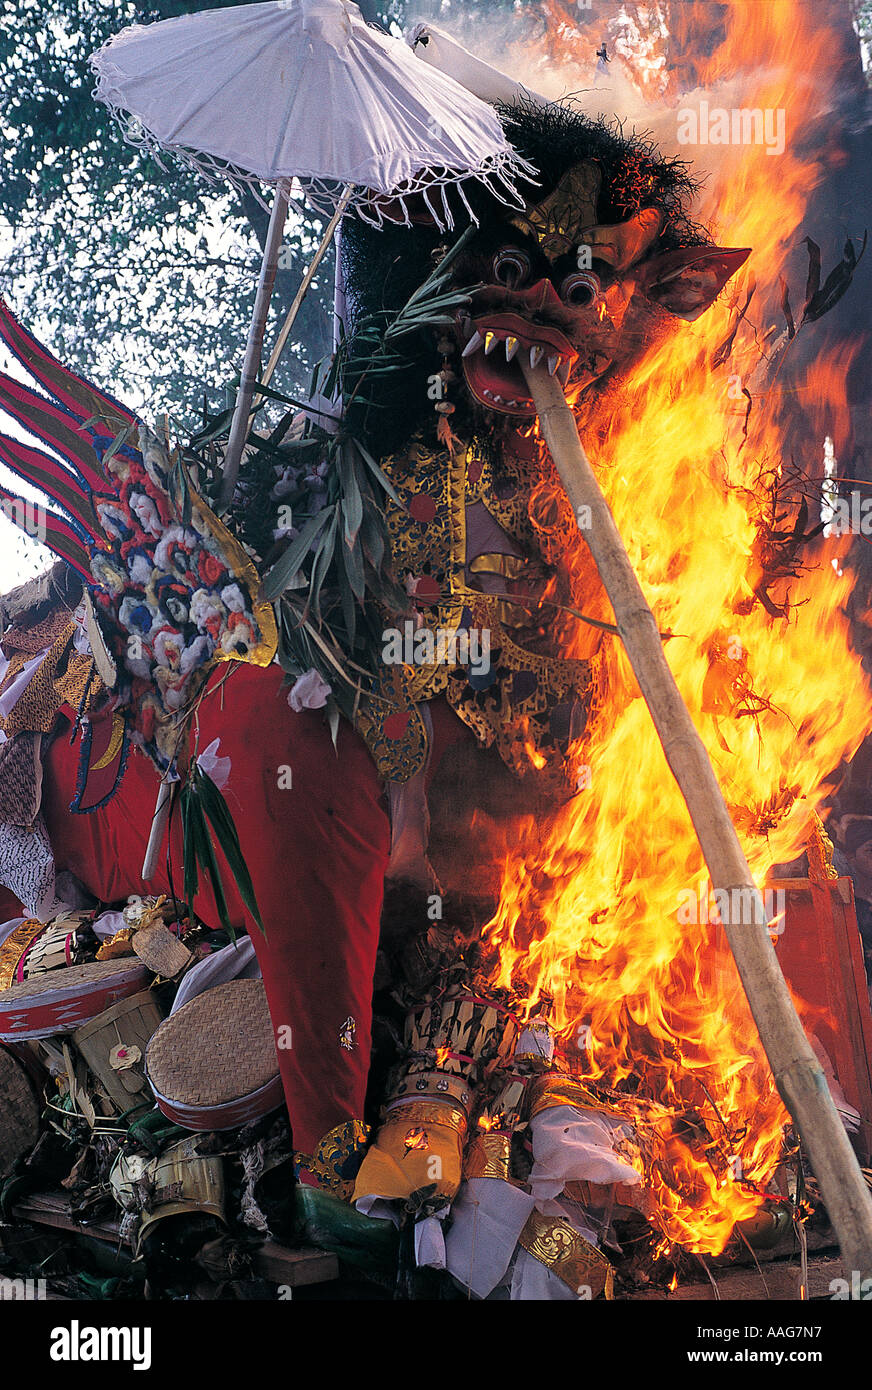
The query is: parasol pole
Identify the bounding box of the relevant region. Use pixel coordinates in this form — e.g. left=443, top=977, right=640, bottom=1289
left=521, top=357, right=872, bottom=1284
left=219, top=180, right=291, bottom=509
left=221, top=181, right=353, bottom=507
left=259, top=182, right=355, bottom=393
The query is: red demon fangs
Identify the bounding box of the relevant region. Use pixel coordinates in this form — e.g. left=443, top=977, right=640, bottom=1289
left=459, top=313, right=578, bottom=417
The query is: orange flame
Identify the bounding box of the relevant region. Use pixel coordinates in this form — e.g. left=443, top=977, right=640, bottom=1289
left=486, top=1, right=870, bottom=1253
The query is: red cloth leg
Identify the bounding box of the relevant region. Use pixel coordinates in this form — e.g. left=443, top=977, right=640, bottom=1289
left=43, top=665, right=390, bottom=1153
left=215, top=678, right=391, bottom=1154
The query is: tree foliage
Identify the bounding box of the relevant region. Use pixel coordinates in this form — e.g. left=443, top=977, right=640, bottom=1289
left=0, top=0, right=530, bottom=429
left=4, top=0, right=864, bottom=434
left=0, top=0, right=336, bottom=427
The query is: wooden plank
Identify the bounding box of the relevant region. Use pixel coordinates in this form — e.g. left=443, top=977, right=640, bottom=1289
left=628, top=1254, right=845, bottom=1301
left=12, top=1191, right=339, bottom=1287
left=13, top=1194, right=124, bottom=1245
left=252, top=1240, right=339, bottom=1287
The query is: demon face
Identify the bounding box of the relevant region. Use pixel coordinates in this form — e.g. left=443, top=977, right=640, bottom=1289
left=450, top=161, right=749, bottom=419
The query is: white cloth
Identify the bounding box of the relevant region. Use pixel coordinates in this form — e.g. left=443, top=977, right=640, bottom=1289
left=92, top=909, right=127, bottom=941
left=511, top=1248, right=576, bottom=1301
left=90, top=0, right=531, bottom=226
left=354, top=1196, right=402, bottom=1225
left=414, top=1208, right=450, bottom=1270
left=406, top=21, right=547, bottom=109
left=0, top=648, right=50, bottom=719
left=0, top=815, right=67, bottom=921
left=169, top=934, right=261, bottom=1014
left=72, top=606, right=93, bottom=657
left=444, top=1178, right=536, bottom=1299
left=510, top=1198, right=603, bottom=1302
left=528, top=1105, right=642, bottom=1202
left=196, top=737, right=231, bottom=790
left=287, top=669, right=330, bottom=713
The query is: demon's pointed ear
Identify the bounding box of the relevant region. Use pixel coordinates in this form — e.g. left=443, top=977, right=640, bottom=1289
left=638, top=246, right=751, bottom=321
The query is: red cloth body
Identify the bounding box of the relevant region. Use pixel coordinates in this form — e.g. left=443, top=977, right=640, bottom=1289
left=42, top=663, right=390, bottom=1154
left=0, top=888, right=22, bottom=920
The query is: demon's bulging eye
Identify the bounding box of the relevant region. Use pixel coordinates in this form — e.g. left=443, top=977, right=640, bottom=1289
left=492, top=248, right=531, bottom=289
left=560, top=271, right=601, bottom=307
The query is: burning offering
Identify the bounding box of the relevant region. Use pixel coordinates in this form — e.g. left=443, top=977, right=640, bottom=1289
left=0, top=0, right=869, bottom=1314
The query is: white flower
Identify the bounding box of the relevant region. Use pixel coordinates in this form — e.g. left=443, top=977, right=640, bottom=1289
left=179, top=635, right=212, bottom=677
left=196, top=737, right=231, bottom=790
left=129, top=491, right=163, bottom=538
left=220, top=583, right=246, bottom=613
left=129, top=553, right=154, bottom=586
left=154, top=525, right=198, bottom=574
left=287, top=668, right=331, bottom=712
left=190, top=589, right=226, bottom=633
left=153, top=629, right=182, bottom=671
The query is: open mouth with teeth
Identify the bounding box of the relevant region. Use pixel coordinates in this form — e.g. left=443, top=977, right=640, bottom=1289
left=459, top=313, right=578, bottom=417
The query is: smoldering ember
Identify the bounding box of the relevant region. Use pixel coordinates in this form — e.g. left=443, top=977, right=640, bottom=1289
left=0, top=0, right=870, bottom=1314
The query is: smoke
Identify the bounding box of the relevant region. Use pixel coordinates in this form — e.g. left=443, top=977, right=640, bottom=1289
left=403, top=4, right=857, bottom=213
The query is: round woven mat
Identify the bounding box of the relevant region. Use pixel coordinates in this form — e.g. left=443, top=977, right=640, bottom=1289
left=0, top=1046, right=40, bottom=1176
left=0, top=958, right=146, bottom=1003
left=146, top=979, right=278, bottom=1107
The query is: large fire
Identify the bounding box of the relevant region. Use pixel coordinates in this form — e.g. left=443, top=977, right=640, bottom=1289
left=485, top=0, right=870, bottom=1253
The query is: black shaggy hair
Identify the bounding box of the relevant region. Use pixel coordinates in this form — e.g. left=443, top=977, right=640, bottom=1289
left=496, top=98, right=709, bottom=253
left=340, top=100, right=710, bottom=457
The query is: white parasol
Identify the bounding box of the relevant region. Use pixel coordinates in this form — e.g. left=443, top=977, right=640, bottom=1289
left=90, top=0, right=536, bottom=506
left=90, top=0, right=532, bottom=229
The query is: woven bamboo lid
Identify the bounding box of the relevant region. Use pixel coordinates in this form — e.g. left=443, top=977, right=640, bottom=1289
left=146, top=979, right=278, bottom=1107
left=0, top=1046, right=40, bottom=1176
left=0, top=958, right=146, bottom=1003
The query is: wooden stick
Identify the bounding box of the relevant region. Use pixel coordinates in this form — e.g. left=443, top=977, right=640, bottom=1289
left=260, top=183, right=355, bottom=392
left=220, top=183, right=354, bottom=511
left=522, top=357, right=872, bottom=1283
left=141, top=781, right=173, bottom=883
left=219, top=181, right=291, bottom=509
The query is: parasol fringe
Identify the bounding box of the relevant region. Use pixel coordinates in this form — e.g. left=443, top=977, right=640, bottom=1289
left=98, top=101, right=535, bottom=233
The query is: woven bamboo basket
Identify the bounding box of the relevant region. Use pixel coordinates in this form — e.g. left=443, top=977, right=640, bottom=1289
left=73, top=989, right=165, bottom=1113
left=0, top=958, right=150, bottom=1041
left=145, top=979, right=283, bottom=1131
left=0, top=1044, right=41, bottom=1177
left=110, top=1136, right=226, bottom=1251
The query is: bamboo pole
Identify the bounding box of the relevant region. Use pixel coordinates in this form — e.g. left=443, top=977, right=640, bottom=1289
left=220, top=183, right=354, bottom=511
left=260, top=183, right=354, bottom=392
left=141, top=780, right=173, bottom=883
left=521, top=357, right=872, bottom=1285
left=219, top=181, right=291, bottom=509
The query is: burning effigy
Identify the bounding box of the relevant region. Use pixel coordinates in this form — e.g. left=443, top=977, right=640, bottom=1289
left=0, top=0, right=870, bottom=1304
